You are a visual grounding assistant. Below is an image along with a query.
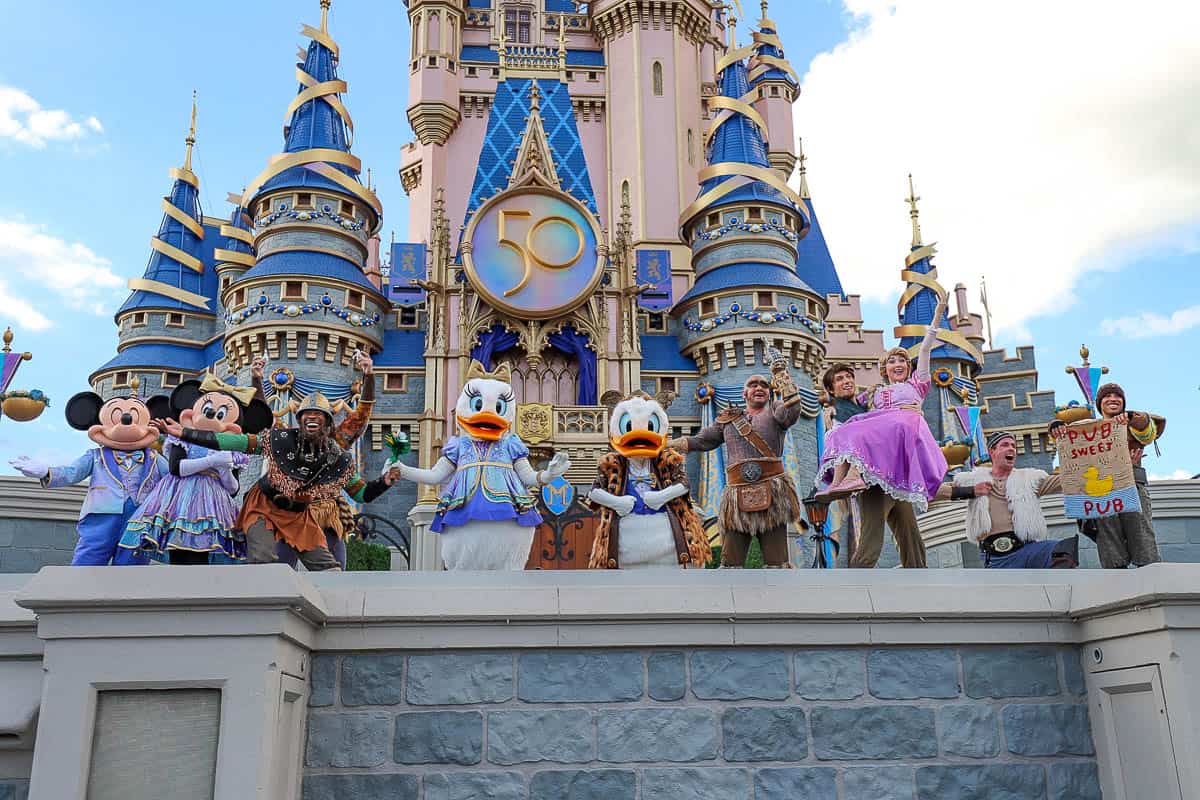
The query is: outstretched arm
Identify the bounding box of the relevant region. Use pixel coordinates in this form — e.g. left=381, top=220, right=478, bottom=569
left=155, top=419, right=265, bottom=455
left=672, top=422, right=724, bottom=454
left=514, top=452, right=570, bottom=488
left=916, top=297, right=949, bottom=380
left=389, top=457, right=455, bottom=486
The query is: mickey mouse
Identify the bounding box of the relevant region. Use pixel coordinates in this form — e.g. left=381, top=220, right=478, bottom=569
left=10, top=389, right=172, bottom=566
left=119, top=375, right=273, bottom=565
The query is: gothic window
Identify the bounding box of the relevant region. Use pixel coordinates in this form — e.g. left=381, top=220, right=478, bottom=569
left=504, top=7, right=531, bottom=43
left=412, top=15, right=421, bottom=55
left=687, top=129, right=694, bottom=165
left=498, top=348, right=579, bottom=406
left=652, top=61, right=664, bottom=96
left=427, top=10, right=440, bottom=51
left=621, top=180, right=630, bottom=206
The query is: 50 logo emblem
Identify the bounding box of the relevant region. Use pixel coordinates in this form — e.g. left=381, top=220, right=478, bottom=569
left=497, top=209, right=585, bottom=297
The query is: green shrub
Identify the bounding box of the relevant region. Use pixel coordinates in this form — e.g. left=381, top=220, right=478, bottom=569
left=705, top=539, right=765, bottom=569
left=347, top=537, right=392, bottom=571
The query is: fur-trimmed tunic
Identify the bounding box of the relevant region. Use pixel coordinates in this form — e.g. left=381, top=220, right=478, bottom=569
left=951, top=467, right=1061, bottom=543
left=588, top=448, right=711, bottom=568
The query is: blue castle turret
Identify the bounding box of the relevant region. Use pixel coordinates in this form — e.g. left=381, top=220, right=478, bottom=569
left=894, top=175, right=984, bottom=441
left=91, top=96, right=221, bottom=396
left=223, top=0, right=389, bottom=417
left=793, top=140, right=844, bottom=299
left=671, top=23, right=828, bottom=489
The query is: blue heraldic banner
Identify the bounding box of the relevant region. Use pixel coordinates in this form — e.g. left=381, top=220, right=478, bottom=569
left=636, top=250, right=672, bottom=312
left=388, top=243, right=427, bottom=306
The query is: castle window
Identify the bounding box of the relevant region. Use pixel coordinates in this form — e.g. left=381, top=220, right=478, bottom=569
left=384, top=373, right=408, bottom=393
left=706, top=212, right=719, bottom=228
left=755, top=291, right=775, bottom=309
left=504, top=8, right=531, bottom=43
left=687, top=129, right=694, bottom=165
left=162, top=372, right=183, bottom=389
left=427, top=55, right=438, bottom=67
left=658, top=376, right=677, bottom=394
left=339, top=200, right=356, bottom=218
left=807, top=299, right=820, bottom=317
left=467, top=66, right=477, bottom=77
left=646, top=312, right=667, bottom=333
left=588, top=71, right=598, bottom=81
left=492, top=68, right=500, bottom=78
left=397, top=303, right=422, bottom=328
left=565, top=70, right=573, bottom=80
left=258, top=200, right=269, bottom=217
left=282, top=282, right=305, bottom=301
left=412, top=16, right=421, bottom=55
left=748, top=207, right=763, bottom=221
left=295, top=192, right=313, bottom=209
left=130, top=312, right=147, bottom=328
left=652, top=61, right=664, bottom=96
left=770, top=86, right=780, bottom=97
left=232, top=288, right=246, bottom=308
left=699, top=298, right=717, bottom=317
left=166, top=312, right=185, bottom=328
left=448, top=59, right=456, bottom=71
left=113, top=372, right=129, bottom=388
left=346, top=290, right=365, bottom=310
left=221, top=276, right=231, bottom=290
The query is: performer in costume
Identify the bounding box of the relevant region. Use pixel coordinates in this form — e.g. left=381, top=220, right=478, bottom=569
left=816, top=298, right=950, bottom=569
left=817, top=362, right=868, bottom=499
left=668, top=347, right=803, bottom=568
left=935, top=431, right=1078, bottom=568
left=119, top=376, right=273, bottom=564
left=154, top=392, right=398, bottom=571
left=385, top=360, right=570, bottom=570
left=11, top=389, right=171, bottom=566
left=250, top=352, right=376, bottom=569
left=588, top=393, right=711, bottom=569
left=1092, top=383, right=1165, bottom=568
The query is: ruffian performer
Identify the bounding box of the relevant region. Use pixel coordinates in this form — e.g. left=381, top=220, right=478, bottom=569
left=154, top=392, right=399, bottom=571
left=587, top=393, right=711, bottom=568
left=668, top=345, right=803, bottom=568
left=1090, top=382, right=1165, bottom=568
left=250, top=352, right=376, bottom=569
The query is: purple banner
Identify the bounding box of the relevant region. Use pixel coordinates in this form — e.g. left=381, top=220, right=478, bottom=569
left=636, top=249, right=672, bottom=312
left=1, top=353, right=23, bottom=393
left=387, top=243, right=427, bottom=306
left=1072, top=366, right=1103, bottom=407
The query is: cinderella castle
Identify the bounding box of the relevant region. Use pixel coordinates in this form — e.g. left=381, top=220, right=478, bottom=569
left=87, top=0, right=1057, bottom=550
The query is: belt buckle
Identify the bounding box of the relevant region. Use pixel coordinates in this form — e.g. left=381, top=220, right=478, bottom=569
left=741, top=462, right=763, bottom=482
left=993, top=535, right=1015, bottom=554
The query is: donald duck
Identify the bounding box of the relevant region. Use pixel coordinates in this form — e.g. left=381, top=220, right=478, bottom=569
left=587, top=393, right=711, bottom=569
left=386, top=360, right=570, bottom=570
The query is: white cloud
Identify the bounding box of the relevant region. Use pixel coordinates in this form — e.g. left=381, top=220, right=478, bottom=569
left=0, top=278, right=52, bottom=331
left=1149, top=469, right=1195, bottom=482
left=795, top=0, right=1200, bottom=337
left=0, top=86, right=103, bottom=148
left=1100, top=304, right=1200, bottom=339
left=0, top=218, right=122, bottom=325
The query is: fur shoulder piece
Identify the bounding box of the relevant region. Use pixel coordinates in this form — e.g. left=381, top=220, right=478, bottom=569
left=716, top=408, right=742, bottom=424
left=597, top=451, right=623, bottom=471
left=656, top=447, right=685, bottom=470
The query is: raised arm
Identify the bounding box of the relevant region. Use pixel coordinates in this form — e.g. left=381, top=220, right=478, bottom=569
left=916, top=296, right=949, bottom=380
left=771, top=398, right=804, bottom=429
left=334, top=351, right=376, bottom=448
left=390, top=457, right=455, bottom=486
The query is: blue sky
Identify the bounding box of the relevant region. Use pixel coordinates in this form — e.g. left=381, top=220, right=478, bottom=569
left=1, top=1, right=1195, bottom=479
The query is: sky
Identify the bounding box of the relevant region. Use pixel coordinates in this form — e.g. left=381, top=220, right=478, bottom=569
left=0, top=0, right=1195, bottom=479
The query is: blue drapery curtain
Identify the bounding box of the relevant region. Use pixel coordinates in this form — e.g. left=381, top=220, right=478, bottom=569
left=470, top=324, right=520, bottom=369
left=547, top=325, right=597, bottom=405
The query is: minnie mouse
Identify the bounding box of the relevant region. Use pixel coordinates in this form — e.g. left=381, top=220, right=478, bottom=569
left=9, top=389, right=172, bottom=565
left=118, top=375, right=272, bottom=565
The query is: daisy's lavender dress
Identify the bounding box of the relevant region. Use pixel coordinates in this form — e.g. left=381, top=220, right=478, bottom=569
left=817, top=371, right=948, bottom=513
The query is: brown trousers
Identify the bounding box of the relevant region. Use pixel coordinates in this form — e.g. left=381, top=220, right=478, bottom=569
left=721, top=523, right=790, bottom=567
left=850, top=486, right=926, bottom=568
left=245, top=519, right=341, bottom=571
left=1095, top=481, right=1159, bottom=568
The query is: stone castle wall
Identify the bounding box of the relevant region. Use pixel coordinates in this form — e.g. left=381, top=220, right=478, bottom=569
left=303, top=645, right=1098, bottom=800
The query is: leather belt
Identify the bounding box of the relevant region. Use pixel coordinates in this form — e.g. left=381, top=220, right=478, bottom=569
left=980, top=531, right=1023, bottom=557
left=258, top=477, right=309, bottom=512
left=726, top=458, right=785, bottom=486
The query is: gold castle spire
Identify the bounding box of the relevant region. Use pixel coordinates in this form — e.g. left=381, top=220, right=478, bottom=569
left=906, top=173, right=922, bottom=248
left=320, top=0, right=331, bottom=33
left=183, top=90, right=197, bottom=172
left=797, top=137, right=810, bottom=199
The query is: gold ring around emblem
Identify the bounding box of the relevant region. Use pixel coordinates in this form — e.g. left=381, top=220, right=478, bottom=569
left=502, top=213, right=585, bottom=297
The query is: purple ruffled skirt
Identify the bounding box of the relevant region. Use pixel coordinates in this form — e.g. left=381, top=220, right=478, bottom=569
left=819, top=409, right=948, bottom=513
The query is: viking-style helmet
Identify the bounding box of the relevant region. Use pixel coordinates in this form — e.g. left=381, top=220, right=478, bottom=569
left=297, top=391, right=334, bottom=423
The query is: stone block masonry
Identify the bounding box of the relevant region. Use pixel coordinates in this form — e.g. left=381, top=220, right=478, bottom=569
left=303, top=646, right=1099, bottom=800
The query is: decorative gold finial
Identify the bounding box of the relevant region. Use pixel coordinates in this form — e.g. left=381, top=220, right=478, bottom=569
left=905, top=173, right=922, bottom=247
left=130, top=375, right=141, bottom=394
left=183, top=90, right=197, bottom=172
left=1080, top=344, right=1090, bottom=366
left=2, top=327, right=12, bottom=353
left=729, top=13, right=738, bottom=48
left=529, top=81, right=541, bottom=112
left=320, top=0, right=331, bottom=33
left=797, top=137, right=810, bottom=199
left=761, top=0, right=769, bottom=21
left=557, top=13, right=567, bottom=53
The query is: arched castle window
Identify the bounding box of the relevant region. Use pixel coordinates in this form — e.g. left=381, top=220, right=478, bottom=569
left=427, top=11, right=440, bottom=52
left=498, top=348, right=580, bottom=406
left=504, top=6, right=532, bottom=43
left=687, top=129, right=694, bottom=165
left=652, top=61, right=664, bottom=96
left=412, top=15, right=422, bottom=56
left=621, top=180, right=630, bottom=206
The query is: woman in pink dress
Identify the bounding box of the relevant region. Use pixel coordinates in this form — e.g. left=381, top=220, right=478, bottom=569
left=817, top=298, right=949, bottom=513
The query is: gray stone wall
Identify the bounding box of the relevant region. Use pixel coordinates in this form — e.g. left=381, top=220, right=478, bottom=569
left=304, top=645, right=1099, bottom=799
left=0, top=519, right=77, bottom=573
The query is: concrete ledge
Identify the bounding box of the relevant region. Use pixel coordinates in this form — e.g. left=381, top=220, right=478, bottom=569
left=0, top=477, right=86, bottom=523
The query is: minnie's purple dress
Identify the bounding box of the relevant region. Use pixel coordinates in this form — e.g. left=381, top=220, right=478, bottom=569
left=818, top=371, right=948, bottom=513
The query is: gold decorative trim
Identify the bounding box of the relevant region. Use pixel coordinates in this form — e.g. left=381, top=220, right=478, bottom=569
left=149, top=237, right=204, bottom=273
left=127, top=278, right=211, bottom=310
left=161, top=198, right=205, bottom=239
left=168, top=166, right=198, bottom=189
left=241, top=148, right=381, bottom=219
left=219, top=224, right=254, bottom=246
left=214, top=249, right=256, bottom=268
left=679, top=162, right=812, bottom=230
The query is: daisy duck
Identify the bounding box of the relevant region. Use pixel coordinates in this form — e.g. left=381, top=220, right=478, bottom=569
left=10, top=386, right=171, bottom=565
left=385, top=360, right=570, bottom=570
left=587, top=393, right=711, bottom=569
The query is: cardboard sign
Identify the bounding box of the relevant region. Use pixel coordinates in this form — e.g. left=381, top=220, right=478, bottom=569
left=1056, top=419, right=1141, bottom=519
